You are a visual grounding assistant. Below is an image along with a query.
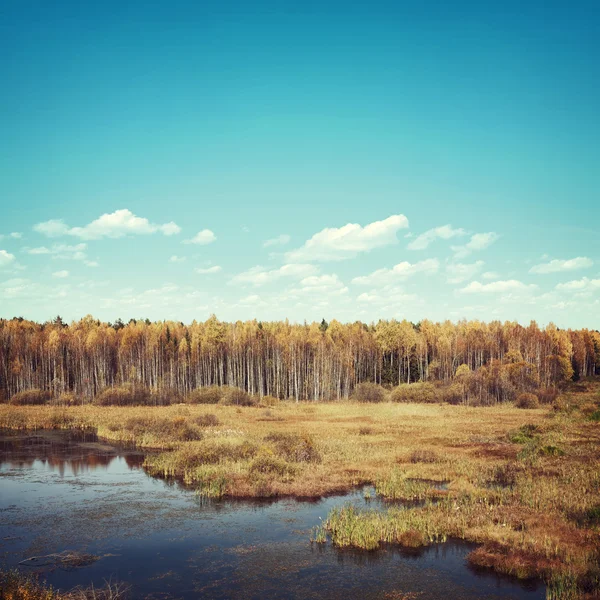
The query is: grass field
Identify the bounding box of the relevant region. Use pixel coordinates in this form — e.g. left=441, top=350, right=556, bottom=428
left=1, top=379, right=599, bottom=598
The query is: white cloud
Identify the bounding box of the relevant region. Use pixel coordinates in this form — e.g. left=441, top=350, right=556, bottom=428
left=231, top=263, right=317, bottom=286
left=0, top=278, right=35, bottom=299
left=296, top=274, right=347, bottom=295
left=34, top=209, right=181, bottom=240
left=238, top=294, right=263, bottom=305
left=452, top=232, right=499, bottom=258
left=446, top=260, right=484, bottom=284
left=460, top=280, right=537, bottom=294
left=195, top=266, right=222, bottom=274
left=356, top=286, right=418, bottom=306
left=263, top=234, right=291, bottom=248
left=160, top=222, right=181, bottom=236
left=408, top=224, right=466, bottom=250
left=26, top=242, right=89, bottom=260
left=351, top=258, right=439, bottom=286
left=0, top=250, right=16, bottom=267
left=285, top=214, right=409, bottom=263
left=555, top=277, right=600, bottom=292
left=0, top=232, right=22, bottom=240
left=183, top=229, right=217, bottom=245
left=169, top=255, right=186, bottom=263
left=529, top=256, right=593, bottom=274
left=52, top=270, right=69, bottom=278
left=34, top=220, right=70, bottom=237
left=482, top=271, right=500, bottom=280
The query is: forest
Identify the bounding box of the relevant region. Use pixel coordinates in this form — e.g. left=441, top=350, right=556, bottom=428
left=1, top=315, right=599, bottom=403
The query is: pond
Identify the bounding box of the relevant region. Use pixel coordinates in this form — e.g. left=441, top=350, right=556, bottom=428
left=0, top=429, right=545, bottom=599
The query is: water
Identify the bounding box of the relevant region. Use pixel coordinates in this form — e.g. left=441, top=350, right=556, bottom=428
left=0, top=430, right=545, bottom=599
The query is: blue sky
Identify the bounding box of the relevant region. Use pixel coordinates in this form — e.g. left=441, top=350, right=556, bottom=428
left=1, top=1, right=599, bottom=328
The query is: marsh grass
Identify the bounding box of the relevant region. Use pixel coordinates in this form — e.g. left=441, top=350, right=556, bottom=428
left=0, top=570, right=129, bottom=600
left=375, top=469, right=446, bottom=501
left=1, top=378, right=599, bottom=597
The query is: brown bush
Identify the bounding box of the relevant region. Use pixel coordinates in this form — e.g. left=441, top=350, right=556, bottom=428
left=9, top=389, right=51, bottom=405
left=152, top=388, right=181, bottom=405
left=259, top=395, right=280, bottom=407
left=172, top=439, right=258, bottom=468
left=95, top=385, right=151, bottom=406
left=249, top=455, right=295, bottom=477
left=352, top=382, right=387, bottom=403
left=186, top=386, right=223, bottom=404
left=390, top=382, right=439, bottom=403
left=440, top=383, right=464, bottom=405
left=489, top=462, right=522, bottom=487
left=193, top=413, right=221, bottom=427
left=410, top=449, right=439, bottom=464
left=123, top=416, right=202, bottom=441
left=516, top=393, right=539, bottom=409
left=49, top=392, right=81, bottom=406
left=219, top=387, right=257, bottom=406
left=264, top=432, right=321, bottom=463
left=536, top=387, right=558, bottom=405
left=552, top=395, right=572, bottom=413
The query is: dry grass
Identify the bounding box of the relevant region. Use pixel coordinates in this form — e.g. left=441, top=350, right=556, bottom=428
left=1, top=378, right=599, bottom=597
left=0, top=570, right=129, bottom=600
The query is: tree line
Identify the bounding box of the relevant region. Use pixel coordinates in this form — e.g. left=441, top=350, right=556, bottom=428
left=1, top=315, right=598, bottom=402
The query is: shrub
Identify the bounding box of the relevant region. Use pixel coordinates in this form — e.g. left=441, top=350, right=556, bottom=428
left=508, top=423, right=540, bottom=444
left=489, top=462, right=521, bottom=487
left=168, top=439, right=258, bottom=468
left=186, top=386, right=223, bottom=404
left=410, top=449, right=439, bottom=464
left=151, top=388, right=181, bottom=405
left=264, top=432, right=321, bottom=463
left=259, top=395, right=280, bottom=407
left=440, top=383, right=463, bottom=405
left=552, top=395, right=571, bottom=412
left=95, top=385, right=151, bottom=406
left=219, top=387, right=257, bottom=406
left=537, top=387, right=558, bottom=405
left=352, top=382, right=387, bottom=403
left=9, top=389, right=51, bottom=405
left=390, top=382, right=439, bottom=403
left=193, top=413, right=221, bottom=427
left=249, top=455, right=295, bottom=477
left=516, top=393, right=539, bottom=409
left=49, top=392, right=81, bottom=406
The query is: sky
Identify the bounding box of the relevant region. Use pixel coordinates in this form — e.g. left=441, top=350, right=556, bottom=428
left=1, top=1, right=599, bottom=328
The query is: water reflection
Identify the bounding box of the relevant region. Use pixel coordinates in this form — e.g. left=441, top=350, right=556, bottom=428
left=0, top=430, right=144, bottom=475
left=0, top=429, right=545, bottom=600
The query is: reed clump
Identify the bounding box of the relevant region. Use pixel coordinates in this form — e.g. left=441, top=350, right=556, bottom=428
left=351, top=382, right=388, bottom=403
left=375, top=469, right=445, bottom=501
left=9, top=389, right=51, bottom=406
left=0, top=569, right=129, bottom=600
left=186, top=386, right=223, bottom=404
left=264, top=432, right=321, bottom=463
left=390, top=382, right=439, bottom=404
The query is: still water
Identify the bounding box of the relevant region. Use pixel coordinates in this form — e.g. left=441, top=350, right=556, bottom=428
left=0, top=430, right=545, bottom=599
